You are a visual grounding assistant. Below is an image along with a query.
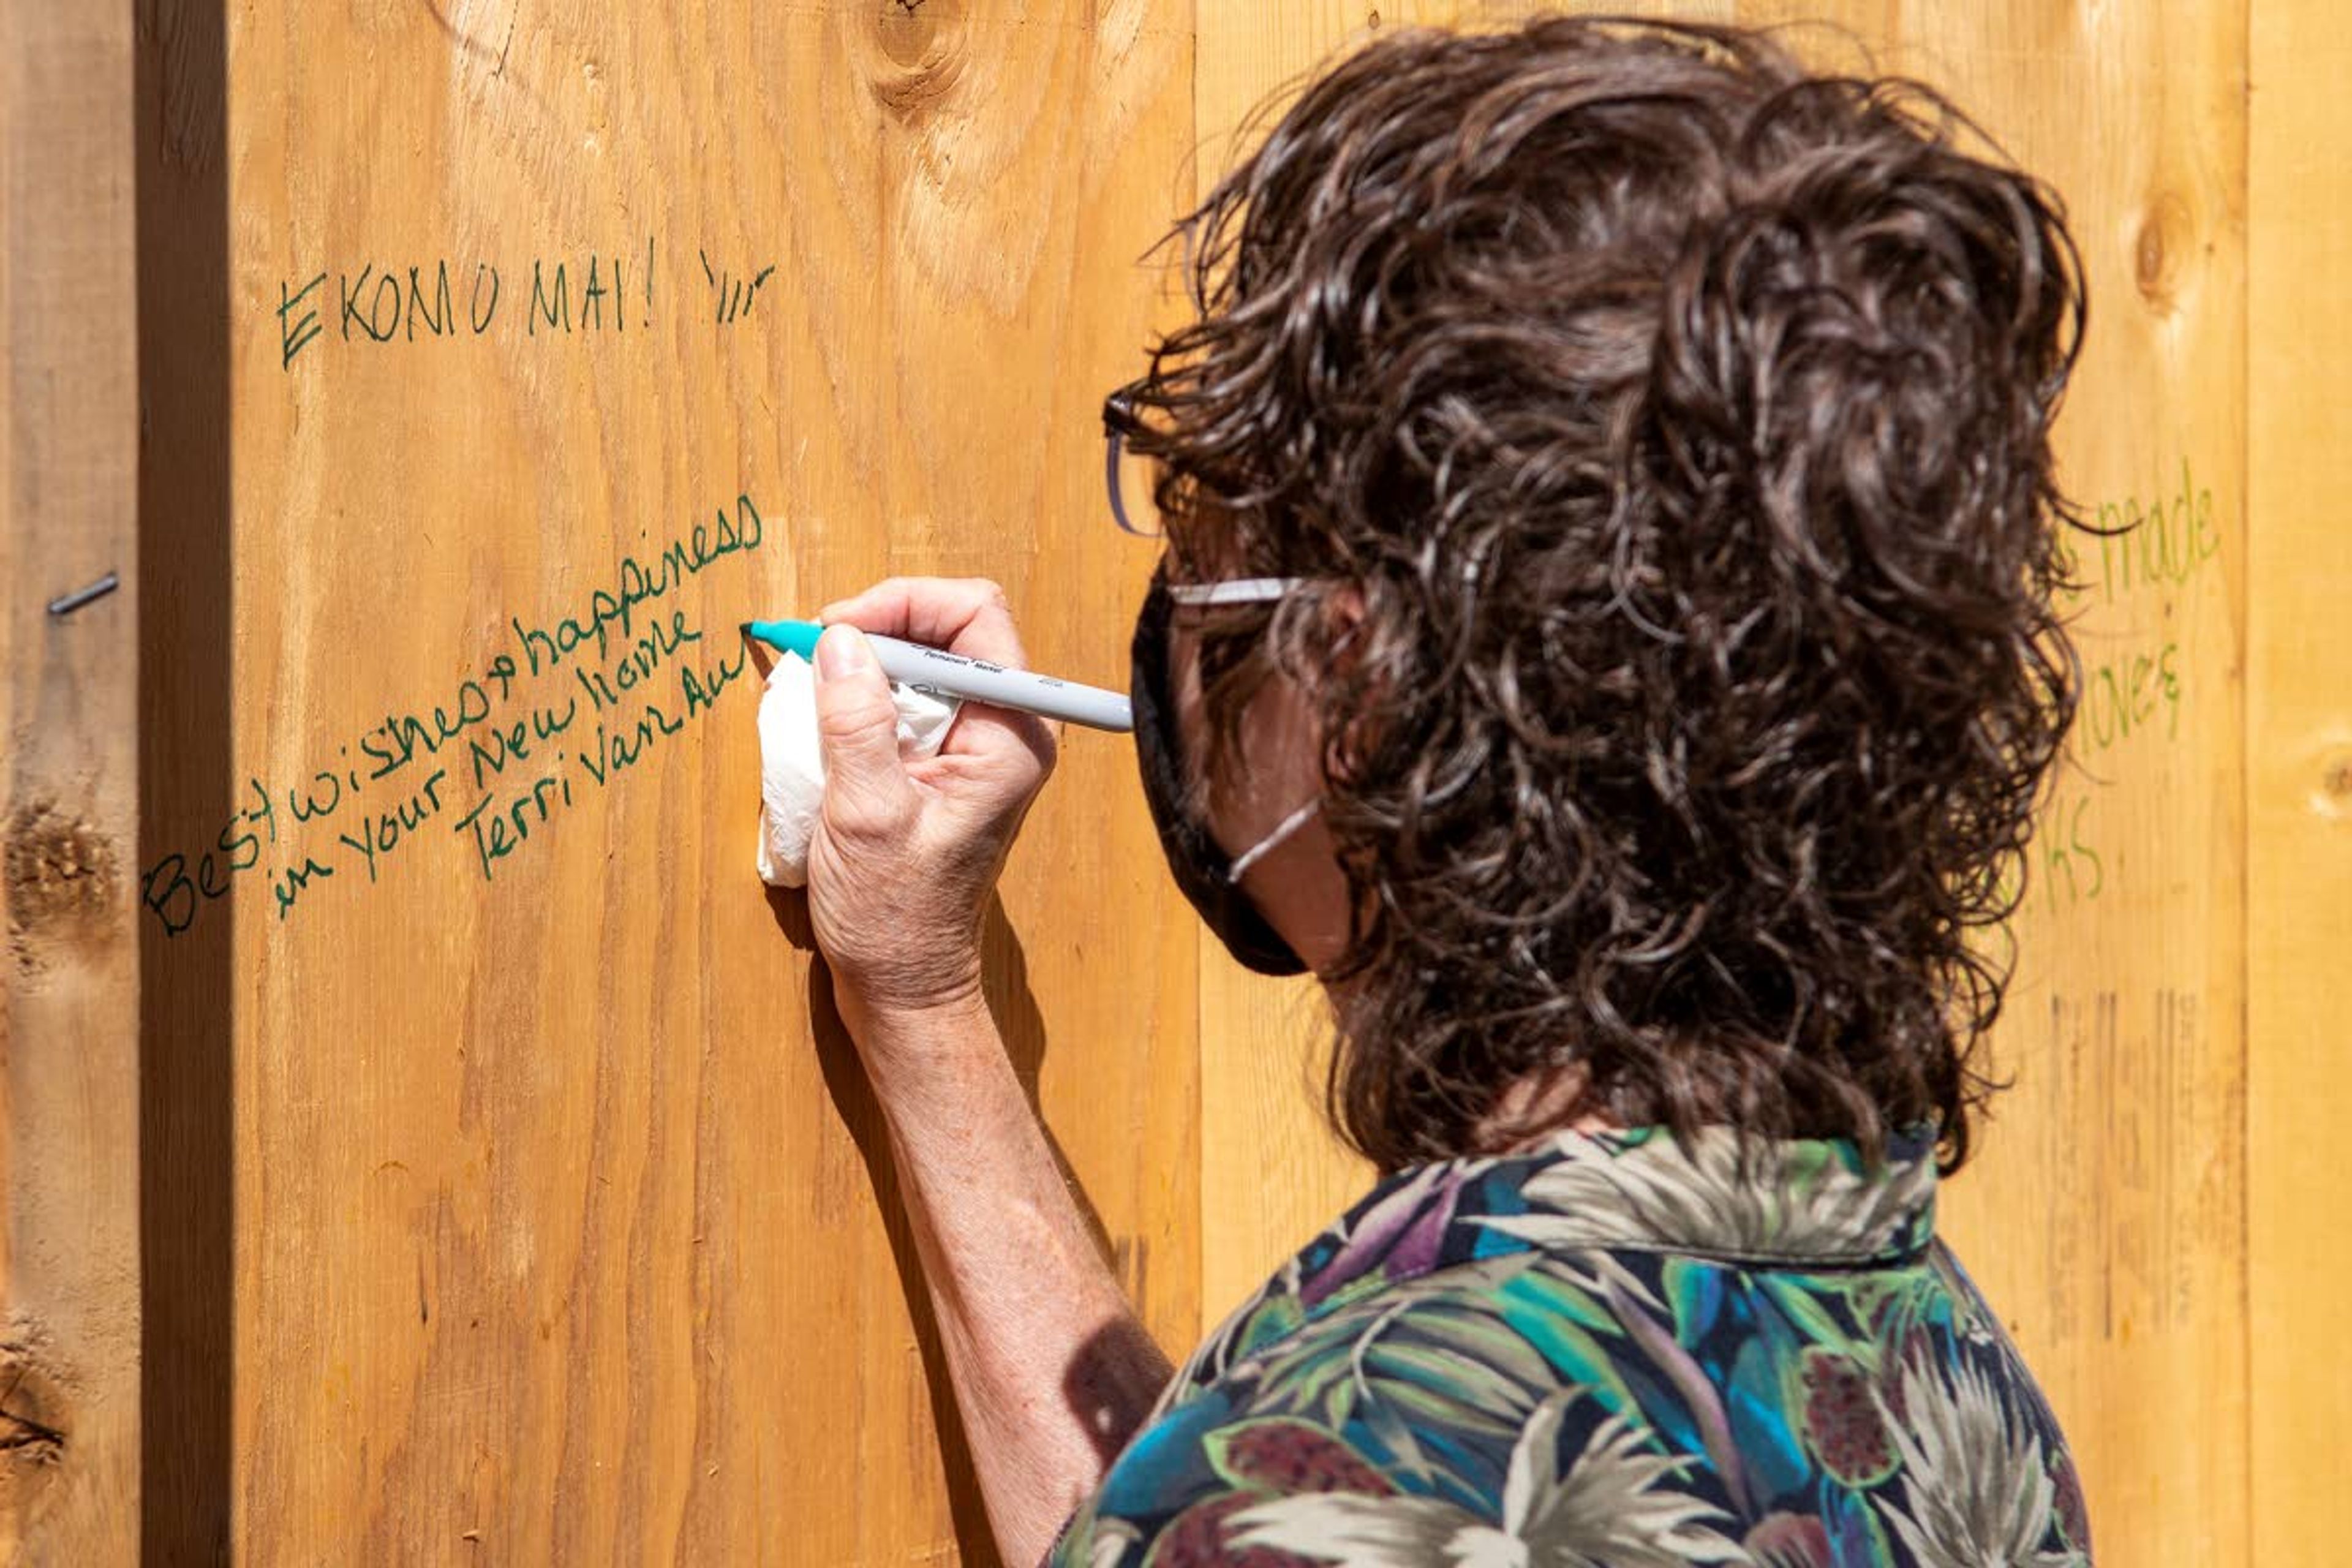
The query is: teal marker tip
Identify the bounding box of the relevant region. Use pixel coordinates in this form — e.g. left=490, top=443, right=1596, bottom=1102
left=741, top=619, right=825, bottom=660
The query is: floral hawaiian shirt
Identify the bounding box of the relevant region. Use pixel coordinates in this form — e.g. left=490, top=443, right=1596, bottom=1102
left=1050, top=1126, right=2090, bottom=1567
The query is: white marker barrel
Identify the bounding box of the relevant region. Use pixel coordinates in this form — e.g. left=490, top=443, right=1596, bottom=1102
left=864, top=633, right=1134, bottom=732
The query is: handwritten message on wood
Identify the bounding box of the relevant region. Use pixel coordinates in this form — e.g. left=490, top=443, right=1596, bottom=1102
left=143, top=495, right=765, bottom=933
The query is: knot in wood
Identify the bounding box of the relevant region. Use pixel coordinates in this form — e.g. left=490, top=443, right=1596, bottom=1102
left=0, top=1344, right=68, bottom=1513
left=2135, top=190, right=2195, bottom=316
left=4, top=801, right=118, bottom=969
left=868, top=0, right=966, bottom=116
left=2315, top=750, right=2352, bottom=821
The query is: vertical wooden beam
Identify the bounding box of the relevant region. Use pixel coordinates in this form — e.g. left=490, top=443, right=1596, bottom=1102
left=2247, top=4, right=2352, bottom=1560
left=0, top=0, right=142, bottom=1559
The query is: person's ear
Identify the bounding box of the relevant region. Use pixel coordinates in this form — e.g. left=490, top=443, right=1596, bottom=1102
left=1324, top=581, right=1367, bottom=654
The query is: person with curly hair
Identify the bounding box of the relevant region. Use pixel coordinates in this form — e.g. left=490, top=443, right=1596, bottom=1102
left=797, top=17, right=2094, bottom=1567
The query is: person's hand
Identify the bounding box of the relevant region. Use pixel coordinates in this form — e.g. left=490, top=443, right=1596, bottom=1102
left=805, top=578, right=1058, bottom=1036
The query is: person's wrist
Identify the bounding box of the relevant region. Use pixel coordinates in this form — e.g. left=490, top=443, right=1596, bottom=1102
left=841, top=976, right=985, bottom=1033
left=832, top=938, right=981, bottom=1012
left=833, top=964, right=991, bottom=1058
left=840, top=981, right=1013, bottom=1139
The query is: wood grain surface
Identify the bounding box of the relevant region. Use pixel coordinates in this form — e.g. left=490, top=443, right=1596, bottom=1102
left=2247, top=2, right=2352, bottom=1562
left=0, top=0, right=143, bottom=1561
left=137, top=4, right=1197, bottom=1562
left=46, top=0, right=2324, bottom=1562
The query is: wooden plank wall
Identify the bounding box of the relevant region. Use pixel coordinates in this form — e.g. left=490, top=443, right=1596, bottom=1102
left=135, top=4, right=1199, bottom=1562
left=0, top=0, right=142, bottom=1561
left=1194, top=5, right=2264, bottom=1567
left=62, top=0, right=2329, bottom=1561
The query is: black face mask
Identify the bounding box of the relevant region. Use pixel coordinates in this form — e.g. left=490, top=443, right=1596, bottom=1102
left=1129, top=572, right=1311, bottom=978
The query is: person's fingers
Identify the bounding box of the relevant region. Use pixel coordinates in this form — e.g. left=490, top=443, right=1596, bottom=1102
left=811, top=625, right=918, bottom=839
left=819, top=577, right=1060, bottom=779
left=817, top=576, right=1030, bottom=669
left=910, top=705, right=1059, bottom=798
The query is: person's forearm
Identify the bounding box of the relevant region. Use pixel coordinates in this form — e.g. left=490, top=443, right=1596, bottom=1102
left=842, top=989, right=1174, bottom=1566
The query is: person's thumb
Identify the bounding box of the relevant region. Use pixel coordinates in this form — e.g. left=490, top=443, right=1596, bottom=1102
left=812, top=624, right=915, bottom=838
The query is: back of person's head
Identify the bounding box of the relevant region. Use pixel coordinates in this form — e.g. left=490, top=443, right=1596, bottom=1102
left=1123, top=16, right=2086, bottom=1172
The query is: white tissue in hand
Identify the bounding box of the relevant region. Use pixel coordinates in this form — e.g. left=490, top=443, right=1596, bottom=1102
left=755, top=651, right=959, bottom=888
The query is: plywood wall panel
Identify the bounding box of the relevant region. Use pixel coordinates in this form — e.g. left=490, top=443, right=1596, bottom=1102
left=137, top=4, right=1198, bottom=1561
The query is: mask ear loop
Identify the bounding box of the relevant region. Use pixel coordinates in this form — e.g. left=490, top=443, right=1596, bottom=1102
left=1165, top=576, right=1302, bottom=607
left=1177, top=573, right=1336, bottom=884
left=1226, top=798, right=1321, bottom=883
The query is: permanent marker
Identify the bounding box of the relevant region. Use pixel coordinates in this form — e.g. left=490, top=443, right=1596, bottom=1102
left=741, top=618, right=1134, bottom=732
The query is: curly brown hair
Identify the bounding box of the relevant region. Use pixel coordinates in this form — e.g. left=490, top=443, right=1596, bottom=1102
left=1123, top=16, right=2087, bottom=1174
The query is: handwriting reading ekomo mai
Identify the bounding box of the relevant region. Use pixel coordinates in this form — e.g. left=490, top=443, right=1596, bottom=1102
left=278, top=237, right=779, bottom=369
